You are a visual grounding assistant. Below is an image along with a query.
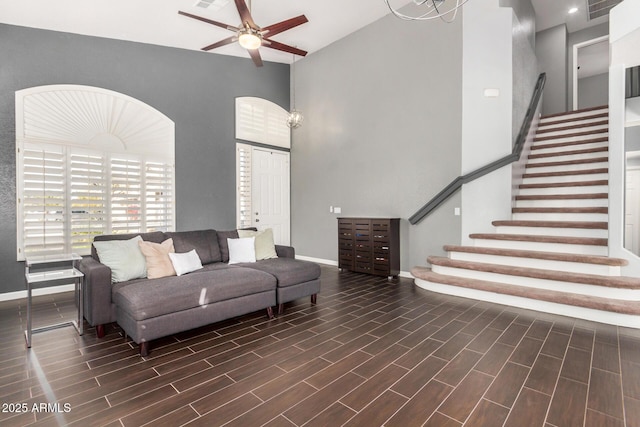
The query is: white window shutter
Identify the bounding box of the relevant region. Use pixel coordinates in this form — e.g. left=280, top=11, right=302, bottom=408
left=235, top=97, right=291, bottom=149
left=21, top=144, right=67, bottom=257
left=236, top=143, right=253, bottom=229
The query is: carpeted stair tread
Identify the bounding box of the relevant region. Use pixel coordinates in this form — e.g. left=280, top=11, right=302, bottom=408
left=531, top=136, right=608, bottom=151
left=538, top=112, right=609, bottom=128
left=526, top=157, right=608, bottom=169
left=536, top=120, right=608, bottom=134
left=469, top=233, right=607, bottom=246
left=540, top=105, right=608, bottom=120
left=528, top=146, right=607, bottom=160
left=427, top=256, right=640, bottom=289
left=512, top=207, right=608, bottom=214
left=534, top=129, right=608, bottom=142
left=410, top=267, right=640, bottom=315
left=442, top=245, right=628, bottom=266
left=523, top=168, right=608, bottom=178
left=519, top=180, right=608, bottom=189
left=491, top=220, right=607, bottom=229
left=515, top=193, right=608, bottom=200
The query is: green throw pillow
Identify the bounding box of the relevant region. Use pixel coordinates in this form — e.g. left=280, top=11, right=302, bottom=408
left=93, top=235, right=147, bottom=283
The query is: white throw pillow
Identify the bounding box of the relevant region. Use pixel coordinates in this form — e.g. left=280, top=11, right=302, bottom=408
left=238, top=228, right=278, bottom=260
left=168, top=249, right=203, bottom=276
left=227, top=237, right=257, bottom=264
left=93, top=235, right=147, bottom=283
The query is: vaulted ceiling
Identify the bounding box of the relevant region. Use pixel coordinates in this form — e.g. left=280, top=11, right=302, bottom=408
left=0, top=0, right=613, bottom=64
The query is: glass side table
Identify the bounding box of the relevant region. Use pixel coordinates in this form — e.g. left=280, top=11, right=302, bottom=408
left=24, top=253, right=84, bottom=348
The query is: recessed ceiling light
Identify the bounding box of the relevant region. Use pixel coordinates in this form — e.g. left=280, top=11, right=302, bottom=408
left=568, top=7, right=578, bottom=14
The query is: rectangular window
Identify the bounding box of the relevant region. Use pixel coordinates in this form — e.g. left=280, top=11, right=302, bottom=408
left=17, top=142, right=174, bottom=260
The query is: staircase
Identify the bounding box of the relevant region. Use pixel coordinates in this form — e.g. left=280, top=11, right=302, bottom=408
left=412, top=105, right=640, bottom=328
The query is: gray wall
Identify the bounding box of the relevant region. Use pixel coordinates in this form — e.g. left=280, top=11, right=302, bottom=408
left=290, top=13, right=463, bottom=272
left=536, top=24, right=568, bottom=115
left=509, top=0, right=538, bottom=141
left=578, top=72, right=609, bottom=109
left=0, top=24, right=289, bottom=294
left=568, top=23, right=609, bottom=109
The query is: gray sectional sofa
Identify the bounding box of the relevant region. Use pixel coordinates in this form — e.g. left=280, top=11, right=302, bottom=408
left=79, top=229, right=320, bottom=356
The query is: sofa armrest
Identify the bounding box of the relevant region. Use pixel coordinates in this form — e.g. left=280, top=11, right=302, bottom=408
left=275, top=245, right=295, bottom=259
left=79, top=256, right=114, bottom=327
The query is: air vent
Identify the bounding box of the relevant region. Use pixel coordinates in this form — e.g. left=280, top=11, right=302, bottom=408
left=587, top=0, right=622, bottom=20
left=195, top=0, right=229, bottom=10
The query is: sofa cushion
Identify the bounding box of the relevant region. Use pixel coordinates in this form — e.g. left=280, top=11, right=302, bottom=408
left=228, top=237, right=256, bottom=264
left=93, top=236, right=147, bottom=283
left=138, top=238, right=176, bottom=279
left=167, top=230, right=221, bottom=264
left=238, top=228, right=278, bottom=260
left=237, top=258, right=321, bottom=288
left=169, top=249, right=203, bottom=276
left=113, top=267, right=277, bottom=321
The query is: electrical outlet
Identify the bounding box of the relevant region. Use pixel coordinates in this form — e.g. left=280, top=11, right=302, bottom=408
left=454, top=207, right=461, bottom=216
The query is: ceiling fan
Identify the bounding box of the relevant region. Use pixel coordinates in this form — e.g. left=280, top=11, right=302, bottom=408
left=178, top=0, right=308, bottom=67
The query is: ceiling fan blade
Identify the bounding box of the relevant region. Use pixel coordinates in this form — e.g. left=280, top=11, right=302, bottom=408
left=234, top=0, right=257, bottom=28
left=248, top=48, right=263, bottom=67
left=178, top=11, right=237, bottom=32
left=263, top=40, right=307, bottom=57
left=202, top=36, right=237, bottom=51
left=262, top=15, right=308, bottom=38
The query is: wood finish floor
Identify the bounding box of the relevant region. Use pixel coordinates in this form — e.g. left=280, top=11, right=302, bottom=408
left=1, top=265, right=640, bottom=426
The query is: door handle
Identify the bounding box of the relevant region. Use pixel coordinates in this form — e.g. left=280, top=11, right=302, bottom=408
left=255, top=219, right=260, bottom=222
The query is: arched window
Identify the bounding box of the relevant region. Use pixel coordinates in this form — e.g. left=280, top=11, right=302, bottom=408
left=15, top=85, right=175, bottom=260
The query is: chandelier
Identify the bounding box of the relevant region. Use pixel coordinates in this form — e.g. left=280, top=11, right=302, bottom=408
left=384, top=0, right=470, bottom=23
left=287, top=55, right=303, bottom=129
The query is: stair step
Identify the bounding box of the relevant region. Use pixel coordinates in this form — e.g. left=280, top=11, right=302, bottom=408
left=443, top=245, right=627, bottom=266
left=540, top=105, right=608, bottom=121
left=515, top=193, right=608, bottom=201
left=538, top=112, right=609, bottom=128
left=523, top=168, right=608, bottom=179
left=427, top=257, right=640, bottom=289
left=492, top=220, right=607, bottom=229
left=528, top=146, right=608, bottom=160
left=469, top=233, right=607, bottom=246
left=519, top=180, right=608, bottom=189
left=536, top=120, right=608, bottom=135
left=534, top=129, right=608, bottom=142
left=512, top=207, right=607, bottom=214
left=525, top=157, right=608, bottom=169
left=411, top=267, right=640, bottom=316
left=531, top=136, right=608, bottom=150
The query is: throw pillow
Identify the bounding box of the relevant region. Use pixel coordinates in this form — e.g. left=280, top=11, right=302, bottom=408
left=168, top=249, right=203, bottom=276
left=93, top=235, right=147, bottom=283
left=138, top=238, right=176, bottom=279
left=227, top=237, right=257, bottom=264
left=238, top=228, right=278, bottom=260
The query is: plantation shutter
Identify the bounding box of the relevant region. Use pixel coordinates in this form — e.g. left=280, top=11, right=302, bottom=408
left=21, top=144, right=67, bottom=257
left=145, top=161, right=174, bottom=231
left=70, top=151, right=107, bottom=254
left=236, top=144, right=253, bottom=229
left=110, top=157, right=143, bottom=234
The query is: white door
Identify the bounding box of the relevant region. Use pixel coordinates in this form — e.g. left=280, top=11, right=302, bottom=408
left=250, top=147, right=290, bottom=245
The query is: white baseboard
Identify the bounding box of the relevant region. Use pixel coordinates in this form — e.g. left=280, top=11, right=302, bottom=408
left=0, top=284, right=76, bottom=302
left=295, top=255, right=414, bottom=279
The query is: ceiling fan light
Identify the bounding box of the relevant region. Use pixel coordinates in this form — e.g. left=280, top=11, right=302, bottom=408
left=238, top=32, right=261, bottom=50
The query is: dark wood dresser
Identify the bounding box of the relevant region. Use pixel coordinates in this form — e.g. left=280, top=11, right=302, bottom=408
left=338, top=218, right=400, bottom=279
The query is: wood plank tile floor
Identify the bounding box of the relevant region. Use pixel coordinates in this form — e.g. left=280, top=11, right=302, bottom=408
left=1, top=265, right=640, bottom=426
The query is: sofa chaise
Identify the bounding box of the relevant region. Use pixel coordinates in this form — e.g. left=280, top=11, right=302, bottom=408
left=79, top=229, right=321, bottom=356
